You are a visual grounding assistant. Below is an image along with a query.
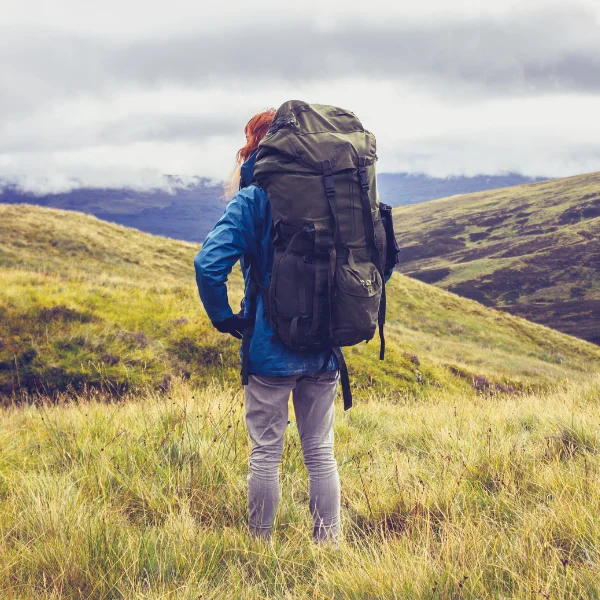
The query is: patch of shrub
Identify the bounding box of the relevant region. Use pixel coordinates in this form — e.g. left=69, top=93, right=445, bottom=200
left=39, top=305, right=94, bottom=323
left=114, top=330, right=149, bottom=348
left=101, top=353, right=120, bottom=365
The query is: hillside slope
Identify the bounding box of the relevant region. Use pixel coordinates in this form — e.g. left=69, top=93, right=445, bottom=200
left=394, top=171, right=600, bottom=344
left=1, top=204, right=600, bottom=398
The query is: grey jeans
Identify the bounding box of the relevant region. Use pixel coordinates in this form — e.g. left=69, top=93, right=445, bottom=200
left=244, top=370, right=341, bottom=542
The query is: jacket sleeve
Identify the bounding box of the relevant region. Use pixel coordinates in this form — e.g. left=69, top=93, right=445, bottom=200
left=194, top=188, right=261, bottom=323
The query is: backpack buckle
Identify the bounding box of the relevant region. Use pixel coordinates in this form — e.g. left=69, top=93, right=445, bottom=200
left=358, top=167, right=369, bottom=193
left=323, top=171, right=335, bottom=197
left=321, top=159, right=336, bottom=197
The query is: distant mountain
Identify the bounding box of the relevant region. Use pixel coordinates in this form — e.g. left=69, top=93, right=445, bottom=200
left=393, top=171, right=600, bottom=344
left=378, top=172, right=549, bottom=206
left=0, top=172, right=549, bottom=242
left=0, top=179, right=225, bottom=243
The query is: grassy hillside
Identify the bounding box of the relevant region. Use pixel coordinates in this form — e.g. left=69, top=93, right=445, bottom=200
left=394, top=171, right=600, bottom=344
left=2, top=205, right=600, bottom=598
left=1, top=204, right=600, bottom=400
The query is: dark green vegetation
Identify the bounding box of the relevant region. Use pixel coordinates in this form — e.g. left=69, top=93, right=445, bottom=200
left=394, top=171, right=600, bottom=344
left=2, top=204, right=600, bottom=400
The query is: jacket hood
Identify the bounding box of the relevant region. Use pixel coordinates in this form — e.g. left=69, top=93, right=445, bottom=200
left=240, top=149, right=258, bottom=188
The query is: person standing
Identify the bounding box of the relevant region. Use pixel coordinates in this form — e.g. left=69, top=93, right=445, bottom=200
left=194, top=109, right=341, bottom=542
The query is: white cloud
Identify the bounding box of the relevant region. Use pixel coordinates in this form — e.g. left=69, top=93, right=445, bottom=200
left=1, top=0, right=600, bottom=193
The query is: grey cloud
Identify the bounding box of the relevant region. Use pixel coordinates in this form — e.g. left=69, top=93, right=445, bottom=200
left=98, top=113, right=240, bottom=145
left=2, top=3, right=599, bottom=112
left=0, top=113, right=239, bottom=153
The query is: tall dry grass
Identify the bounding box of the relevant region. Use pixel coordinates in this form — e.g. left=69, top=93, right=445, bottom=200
left=1, top=376, right=599, bottom=599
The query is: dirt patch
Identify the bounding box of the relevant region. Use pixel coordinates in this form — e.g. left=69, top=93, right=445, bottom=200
left=480, top=216, right=505, bottom=227
left=448, top=266, right=554, bottom=307
left=407, top=267, right=451, bottom=284
left=426, top=223, right=467, bottom=237
left=505, top=299, right=600, bottom=345
left=447, top=282, right=490, bottom=304
left=114, top=330, right=150, bottom=348
left=452, top=241, right=510, bottom=263
left=447, top=365, right=518, bottom=394
left=400, top=236, right=466, bottom=262
left=582, top=206, right=600, bottom=219
left=526, top=241, right=600, bottom=270
left=39, top=305, right=95, bottom=323
left=469, top=232, right=490, bottom=242
left=494, top=237, right=557, bottom=259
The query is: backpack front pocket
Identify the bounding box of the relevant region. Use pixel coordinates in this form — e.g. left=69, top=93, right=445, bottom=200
left=331, top=261, right=382, bottom=346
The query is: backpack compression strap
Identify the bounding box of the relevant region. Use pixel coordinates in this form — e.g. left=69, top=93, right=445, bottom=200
left=358, top=157, right=386, bottom=361
left=332, top=347, right=352, bottom=411
left=320, top=159, right=353, bottom=410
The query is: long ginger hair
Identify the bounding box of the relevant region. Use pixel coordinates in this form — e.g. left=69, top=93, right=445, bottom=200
left=224, top=108, right=276, bottom=198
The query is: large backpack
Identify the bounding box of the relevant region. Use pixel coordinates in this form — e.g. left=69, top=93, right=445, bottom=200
left=242, top=100, right=395, bottom=409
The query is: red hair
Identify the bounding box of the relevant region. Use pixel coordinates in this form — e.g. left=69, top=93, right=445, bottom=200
left=224, top=108, right=276, bottom=198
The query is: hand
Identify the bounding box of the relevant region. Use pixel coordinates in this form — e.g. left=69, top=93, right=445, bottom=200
left=212, top=312, right=253, bottom=339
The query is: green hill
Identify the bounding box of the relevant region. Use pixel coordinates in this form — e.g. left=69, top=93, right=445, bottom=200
left=393, top=171, right=600, bottom=344
left=1, top=203, right=600, bottom=399
left=2, top=204, right=600, bottom=598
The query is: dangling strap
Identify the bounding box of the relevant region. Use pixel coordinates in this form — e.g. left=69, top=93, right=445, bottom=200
left=332, top=347, right=352, bottom=411
left=357, top=157, right=386, bottom=361
left=241, top=255, right=270, bottom=385
left=241, top=273, right=258, bottom=386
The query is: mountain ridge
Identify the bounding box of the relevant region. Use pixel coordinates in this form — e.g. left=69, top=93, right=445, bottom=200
left=1, top=172, right=549, bottom=243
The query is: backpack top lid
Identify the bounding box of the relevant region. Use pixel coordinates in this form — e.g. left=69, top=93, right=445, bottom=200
left=255, top=100, right=377, bottom=178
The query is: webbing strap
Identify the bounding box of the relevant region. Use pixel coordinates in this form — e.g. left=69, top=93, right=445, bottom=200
left=298, top=258, right=306, bottom=316
left=241, top=275, right=258, bottom=386
left=321, top=161, right=342, bottom=248
left=357, top=158, right=386, bottom=360
left=332, top=347, right=352, bottom=411
left=290, top=316, right=300, bottom=349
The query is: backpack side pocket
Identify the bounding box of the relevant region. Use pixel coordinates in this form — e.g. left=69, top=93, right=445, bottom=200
left=331, top=260, right=382, bottom=346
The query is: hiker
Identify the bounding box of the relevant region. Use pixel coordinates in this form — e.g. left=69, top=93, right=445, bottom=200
left=194, top=102, right=398, bottom=543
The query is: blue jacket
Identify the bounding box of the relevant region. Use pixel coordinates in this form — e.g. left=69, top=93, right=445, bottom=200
left=194, top=151, right=338, bottom=376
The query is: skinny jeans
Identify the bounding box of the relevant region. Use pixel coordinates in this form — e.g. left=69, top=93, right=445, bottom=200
left=244, top=370, right=341, bottom=542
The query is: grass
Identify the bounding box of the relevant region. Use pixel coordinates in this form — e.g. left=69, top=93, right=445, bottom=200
left=2, top=204, right=600, bottom=400
left=393, top=171, right=600, bottom=344
left=1, top=376, right=600, bottom=598
left=1, top=204, right=600, bottom=597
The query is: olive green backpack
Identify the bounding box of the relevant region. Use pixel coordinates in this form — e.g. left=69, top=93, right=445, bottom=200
left=243, top=100, right=391, bottom=409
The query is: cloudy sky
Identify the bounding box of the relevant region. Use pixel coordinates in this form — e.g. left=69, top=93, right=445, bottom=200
left=2, top=0, right=600, bottom=193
